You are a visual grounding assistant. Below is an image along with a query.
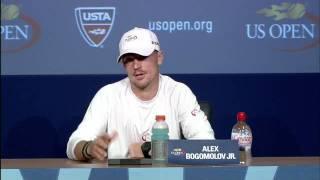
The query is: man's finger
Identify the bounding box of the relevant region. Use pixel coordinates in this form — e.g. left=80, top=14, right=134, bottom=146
left=93, top=146, right=107, bottom=159
left=95, top=137, right=108, bottom=149
left=109, top=131, right=118, bottom=140
left=100, top=131, right=118, bottom=143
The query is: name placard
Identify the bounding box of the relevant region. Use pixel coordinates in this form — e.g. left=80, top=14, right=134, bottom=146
left=168, top=140, right=240, bottom=165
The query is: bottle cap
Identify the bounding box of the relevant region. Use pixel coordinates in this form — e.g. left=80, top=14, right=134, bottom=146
left=237, top=112, right=247, bottom=121
left=155, top=115, right=165, bottom=121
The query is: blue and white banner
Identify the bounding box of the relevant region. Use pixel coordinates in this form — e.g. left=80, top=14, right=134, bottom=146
left=2, top=165, right=320, bottom=180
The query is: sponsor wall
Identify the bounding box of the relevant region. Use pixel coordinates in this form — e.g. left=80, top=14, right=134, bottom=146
left=1, top=0, right=319, bottom=75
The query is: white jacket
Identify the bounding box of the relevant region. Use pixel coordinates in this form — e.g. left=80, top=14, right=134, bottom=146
left=67, top=75, right=215, bottom=159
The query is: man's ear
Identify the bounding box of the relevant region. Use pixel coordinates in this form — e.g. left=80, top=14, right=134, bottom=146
left=157, top=51, right=164, bottom=65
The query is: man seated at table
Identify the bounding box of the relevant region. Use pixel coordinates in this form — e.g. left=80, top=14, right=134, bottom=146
left=66, top=27, right=215, bottom=161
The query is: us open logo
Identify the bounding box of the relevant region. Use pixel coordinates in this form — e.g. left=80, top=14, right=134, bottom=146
left=75, top=7, right=115, bottom=47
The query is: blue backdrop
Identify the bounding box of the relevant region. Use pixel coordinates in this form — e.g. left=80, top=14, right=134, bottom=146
left=1, top=74, right=319, bottom=158
left=1, top=0, right=319, bottom=158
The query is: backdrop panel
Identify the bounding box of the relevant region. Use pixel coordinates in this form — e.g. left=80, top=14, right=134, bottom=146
left=1, top=0, right=319, bottom=74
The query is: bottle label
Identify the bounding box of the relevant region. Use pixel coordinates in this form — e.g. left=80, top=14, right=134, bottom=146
left=231, top=129, right=252, bottom=149
left=152, top=140, right=168, bottom=161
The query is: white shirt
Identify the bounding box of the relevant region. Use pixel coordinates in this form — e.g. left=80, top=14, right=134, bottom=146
left=67, top=74, right=215, bottom=159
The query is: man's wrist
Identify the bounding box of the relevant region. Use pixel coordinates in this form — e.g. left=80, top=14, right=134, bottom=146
left=82, top=141, right=93, bottom=160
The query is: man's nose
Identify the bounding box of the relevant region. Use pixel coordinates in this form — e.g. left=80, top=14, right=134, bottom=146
left=133, top=59, right=141, bottom=69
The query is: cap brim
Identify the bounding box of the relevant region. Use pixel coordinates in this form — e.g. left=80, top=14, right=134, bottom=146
left=117, top=48, right=155, bottom=63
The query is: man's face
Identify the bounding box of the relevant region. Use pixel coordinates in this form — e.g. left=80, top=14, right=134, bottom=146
left=122, top=51, right=163, bottom=90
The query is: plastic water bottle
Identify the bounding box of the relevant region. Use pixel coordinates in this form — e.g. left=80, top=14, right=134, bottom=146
left=151, top=115, right=169, bottom=166
left=231, top=112, right=253, bottom=165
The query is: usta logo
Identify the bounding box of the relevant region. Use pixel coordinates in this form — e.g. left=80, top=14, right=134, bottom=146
left=83, top=12, right=111, bottom=21
left=75, top=7, right=116, bottom=47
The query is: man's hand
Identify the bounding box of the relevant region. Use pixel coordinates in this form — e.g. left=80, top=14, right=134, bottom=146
left=128, top=143, right=144, bottom=158
left=87, top=132, right=118, bottom=161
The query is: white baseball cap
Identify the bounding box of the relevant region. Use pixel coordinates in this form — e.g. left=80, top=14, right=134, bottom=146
left=117, top=27, right=160, bottom=63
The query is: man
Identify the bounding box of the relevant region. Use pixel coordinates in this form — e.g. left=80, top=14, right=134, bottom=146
left=66, top=27, right=215, bottom=161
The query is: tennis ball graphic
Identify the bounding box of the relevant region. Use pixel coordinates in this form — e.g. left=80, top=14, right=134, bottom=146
left=288, top=3, right=305, bottom=19
left=2, top=4, right=20, bottom=20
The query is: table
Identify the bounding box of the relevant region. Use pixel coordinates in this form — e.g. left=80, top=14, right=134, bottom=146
left=2, top=157, right=320, bottom=180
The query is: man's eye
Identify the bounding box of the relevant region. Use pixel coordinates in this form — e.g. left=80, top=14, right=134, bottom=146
left=136, top=55, right=146, bottom=60
left=123, top=54, right=147, bottom=64
left=123, top=57, right=134, bottom=63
